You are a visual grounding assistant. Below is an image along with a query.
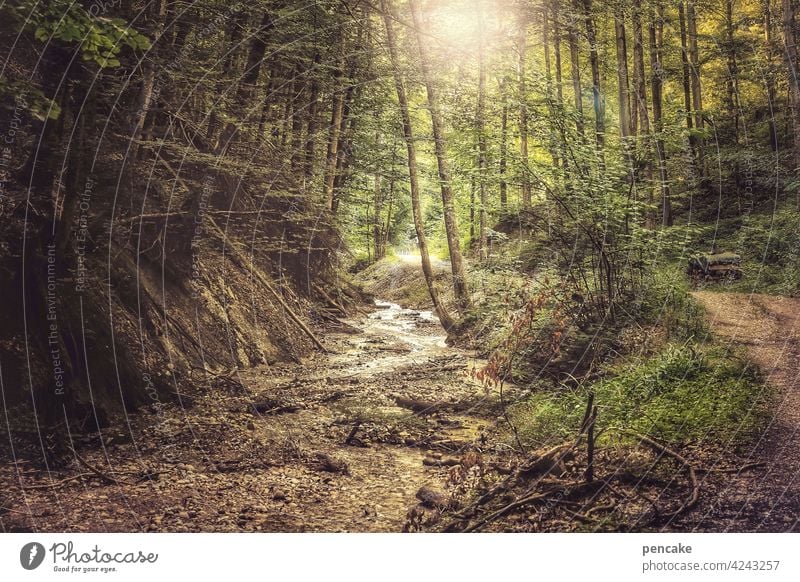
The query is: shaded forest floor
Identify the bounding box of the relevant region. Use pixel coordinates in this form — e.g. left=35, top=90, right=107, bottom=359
left=0, top=301, right=512, bottom=532
left=2, top=290, right=798, bottom=532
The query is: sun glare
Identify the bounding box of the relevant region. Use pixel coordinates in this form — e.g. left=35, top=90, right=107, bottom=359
left=426, top=0, right=485, bottom=54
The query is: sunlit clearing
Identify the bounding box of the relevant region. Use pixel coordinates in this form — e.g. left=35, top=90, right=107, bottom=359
left=396, top=252, right=421, bottom=263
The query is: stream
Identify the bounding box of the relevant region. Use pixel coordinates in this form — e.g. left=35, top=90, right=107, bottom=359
left=2, top=299, right=497, bottom=532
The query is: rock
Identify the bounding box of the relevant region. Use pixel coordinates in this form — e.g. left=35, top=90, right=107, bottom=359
left=422, top=456, right=460, bottom=467
left=415, top=486, right=449, bottom=509
left=272, top=489, right=287, bottom=501
left=251, top=397, right=301, bottom=415
left=518, top=444, right=573, bottom=479
left=311, top=452, right=350, bottom=475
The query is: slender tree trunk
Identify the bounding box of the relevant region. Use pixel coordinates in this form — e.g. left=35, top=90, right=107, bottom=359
left=331, top=85, right=359, bottom=215
left=373, top=177, right=384, bottom=262
left=724, top=0, right=740, bottom=144
left=543, top=1, right=560, bottom=170
left=632, top=5, right=652, bottom=219
left=517, top=10, right=532, bottom=208
left=238, top=12, right=273, bottom=103
left=499, top=78, right=509, bottom=209
left=782, top=0, right=800, bottom=207
left=552, top=0, right=571, bottom=181
left=687, top=1, right=705, bottom=174
left=304, top=52, right=322, bottom=185
left=569, top=1, right=585, bottom=137
left=477, top=0, right=488, bottom=260
left=130, top=0, right=166, bottom=160
left=380, top=0, right=455, bottom=329
left=207, top=10, right=247, bottom=146
left=258, top=65, right=279, bottom=138
left=764, top=0, right=778, bottom=150
left=632, top=8, right=649, bottom=137
left=323, top=38, right=347, bottom=212
left=470, top=177, right=476, bottom=244
left=410, top=0, right=471, bottom=311
left=614, top=11, right=633, bottom=140
left=678, top=3, right=697, bottom=172
left=650, top=5, right=671, bottom=226
left=582, top=0, right=604, bottom=151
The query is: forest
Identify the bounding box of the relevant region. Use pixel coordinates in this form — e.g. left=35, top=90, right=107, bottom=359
left=0, top=0, right=798, bottom=533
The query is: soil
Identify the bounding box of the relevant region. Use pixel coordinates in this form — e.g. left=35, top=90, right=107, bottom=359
left=3, top=291, right=797, bottom=532
left=687, top=292, right=800, bottom=532
left=0, top=301, right=507, bottom=532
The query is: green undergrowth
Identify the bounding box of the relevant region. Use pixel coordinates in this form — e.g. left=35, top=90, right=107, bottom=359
left=509, top=341, right=771, bottom=449
left=693, top=203, right=800, bottom=296
left=497, top=260, right=770, bottom=450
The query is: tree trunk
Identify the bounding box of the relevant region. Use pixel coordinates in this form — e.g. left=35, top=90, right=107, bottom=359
left=380, top=0, right=456, bottom=330
left=724, top=0, right=740, bottom=144
left=238, top=12, right=273, bottom=103
left=764, top=0, right=778, bottom=150
left=632, top=8, right=649, bottom=137
left=517, top=9, right=532, bottom=208
left=206, top=10, right=247, bottom=146
left=543, top=1, right=560, bottom=169
left=614, top=11, right=633, bottom=140
left=289, top=68, right=305, bottom=172
left=372, top=136, right=386, bottom=263
left=552, top=0, right=571, bottom=181
left=305, top=52, right=322, bottom=185
left=782, top=0, right=800, bottom=207
left=477, top=0, right=488, bottom=260
left=410, top=0, right=471, bottom=312
left=129, top=0, right=166, bottom=160
left=687, top=1, right=705, bottom=174
left=569, top=0, right=585, bottom=137
left=323, top=37, right=347, bottom=212
left=632, top=5, right=652, bottom=220
left=499, top=78, right=509, bottom=209
left=582, top=0, right=604, bottom=151
left=650, top=5, right=671, bottom=226
left=678, top=2, right=697, bottom=173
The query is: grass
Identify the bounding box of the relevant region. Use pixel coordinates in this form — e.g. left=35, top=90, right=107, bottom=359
left=504, top=262, right=770, bottom=450
left=509, top=341, right=770, bottom=449
left=693, top=203, right=800, bottom=296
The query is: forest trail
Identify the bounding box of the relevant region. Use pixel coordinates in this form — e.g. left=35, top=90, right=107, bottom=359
left=2, top=301, right=498, bottom=532
left=690, top=292, right=800, bottom=531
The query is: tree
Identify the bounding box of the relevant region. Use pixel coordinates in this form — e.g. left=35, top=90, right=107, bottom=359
left=409, top=0, right=472, bottom=311
left=381, top=0, right=455, bottom=330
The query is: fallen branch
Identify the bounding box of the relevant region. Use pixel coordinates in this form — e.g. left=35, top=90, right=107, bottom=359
left=313, top=283, right=348, bottom=315
left=696, top=462, right=766, bottom=474
left=626, top=432, right=699, bottom=517
left=462, top=491, right=551, bottom=532
left=69, top=447, right=132, bottom=486
left=22, top=473, right=97, bottom=490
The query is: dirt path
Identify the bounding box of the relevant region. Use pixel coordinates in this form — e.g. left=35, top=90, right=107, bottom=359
left=690, top=291, right=800, bottom=532
left=1, top=301, right=501, bottom=532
